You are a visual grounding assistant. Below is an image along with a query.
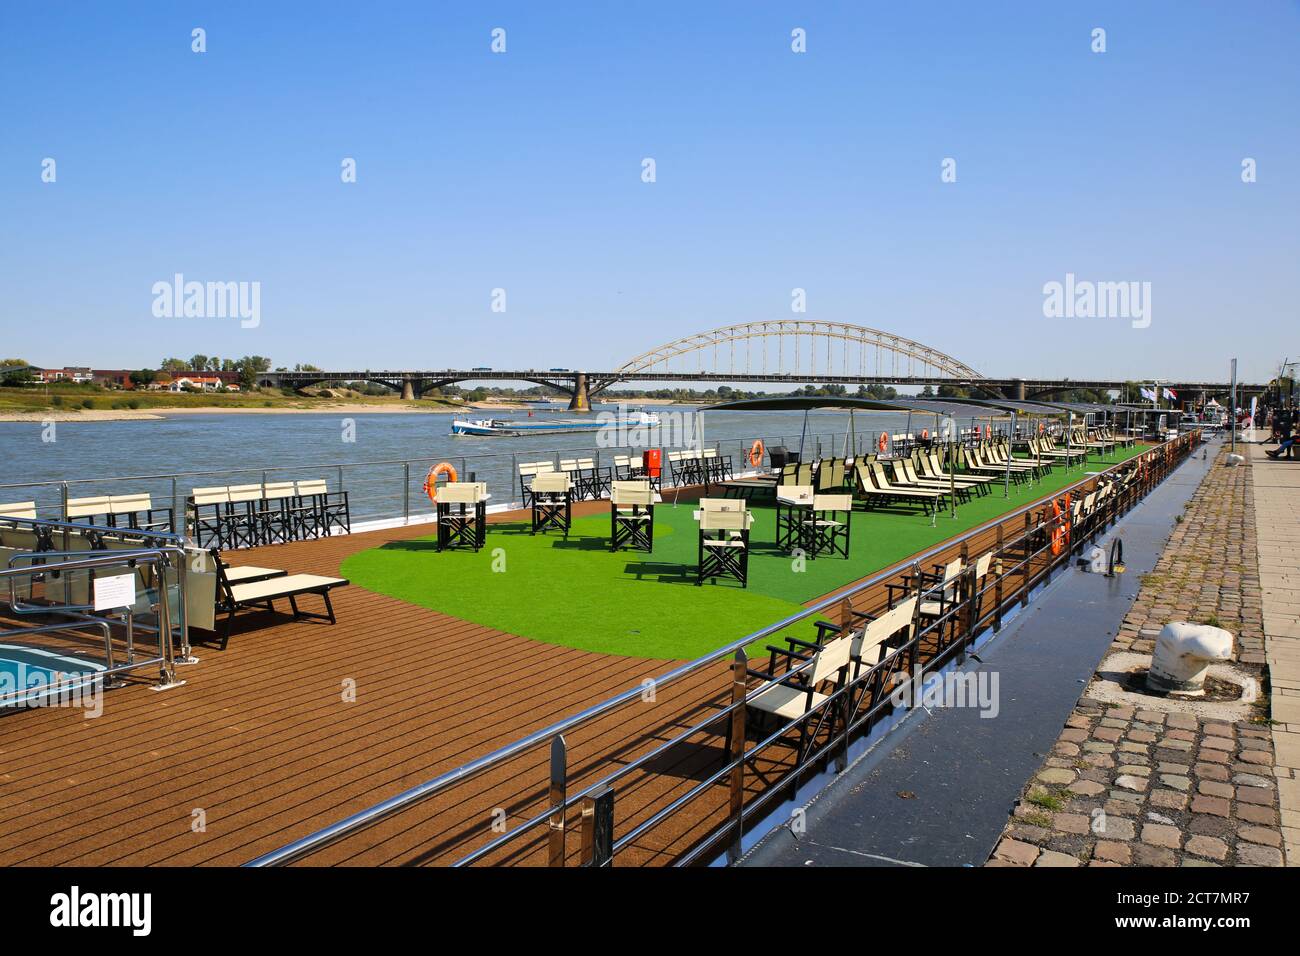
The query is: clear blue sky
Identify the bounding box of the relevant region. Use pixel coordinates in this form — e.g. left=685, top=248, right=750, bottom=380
left=2, top=1, right=1296, bottom=383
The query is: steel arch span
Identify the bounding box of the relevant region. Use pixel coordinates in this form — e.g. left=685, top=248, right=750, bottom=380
left=613, top=320, right=984, bottom=382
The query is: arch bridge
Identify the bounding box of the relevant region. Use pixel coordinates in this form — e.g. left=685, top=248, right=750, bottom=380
left=258, top=320, right=1253, bottom=407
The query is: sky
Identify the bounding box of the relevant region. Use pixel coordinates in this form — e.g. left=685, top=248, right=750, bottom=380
left=1, top=1, right=1297, bottom=384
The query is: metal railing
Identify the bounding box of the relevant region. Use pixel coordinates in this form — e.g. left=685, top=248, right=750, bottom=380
left=246, top=429, right=1201, bottom=867
left=0, top=517, right=193, bottom=697
left=0, top=423, right=1097, bottom=540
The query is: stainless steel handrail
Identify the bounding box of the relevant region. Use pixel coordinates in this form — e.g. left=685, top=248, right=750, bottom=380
left=246, top=433, right=1195, bottom=866
left=0, top=537, right=193, bottom=682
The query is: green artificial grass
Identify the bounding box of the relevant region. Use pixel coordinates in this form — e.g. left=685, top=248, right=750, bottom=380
left=342, top=447, right=1143, bottom=661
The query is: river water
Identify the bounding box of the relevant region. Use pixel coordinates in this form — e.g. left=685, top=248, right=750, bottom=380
left=0, top=402, right=996, bottom=524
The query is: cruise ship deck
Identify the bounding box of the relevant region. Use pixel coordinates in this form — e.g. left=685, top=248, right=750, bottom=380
left=0, top=440, right=1180, bottom=867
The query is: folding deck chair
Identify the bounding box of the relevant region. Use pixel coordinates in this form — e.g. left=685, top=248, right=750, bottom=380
left=610, top=479, right=655, bottom=552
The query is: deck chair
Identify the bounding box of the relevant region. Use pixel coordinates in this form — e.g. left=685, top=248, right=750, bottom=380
left=741, top=632, right=852, bottom=763
left=921, top=451, right=994, bottom=492
left=213, top=564, right=347, bottom=649
left=697, top=507, right=751, bottom=587
left=66, top=495, right=112, bottom=525
left=295, top=479, right=350, bottom=537
left=870, top=461, right=948, bottom=514
left=814, top=458, right=847, bottom=492
left=0, top=501, right=37, bottom=527
left=800, top=494, right=852, bottom=559
left=852, top=462, right=932, bottom=515
left=990, top=440, right=1052, bottom=477
left=436, top=481, right=487, bottom=551
left=915, top=452, right=988, bottom=496
left=610, top=480, right=654, bottom=552
left=529, top=472, right=572, bottom=535
left=892, top=459, right=971, bottom=503
left=224, top=484, right=266, bottom=549
left=188, top=486, right=230, bottom=549
left=961, top=446, right=1026, bottom=483
left=518, top=461, right=556, bottom=506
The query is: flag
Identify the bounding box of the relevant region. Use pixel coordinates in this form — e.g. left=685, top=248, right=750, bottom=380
left=1163, top=386, right=1178, bottom=400
left=1140, top=387, right=1156, bottom=402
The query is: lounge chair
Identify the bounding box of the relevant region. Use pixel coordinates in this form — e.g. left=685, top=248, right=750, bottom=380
left=915, top=452, right=989, bottom=495
left=186, top=548, right=348, bottom=649
left=891, top=459, right=972, bottom=503
left=869, top=461, right=950, bottom=513
left=851, top=462, right=934, bottom=515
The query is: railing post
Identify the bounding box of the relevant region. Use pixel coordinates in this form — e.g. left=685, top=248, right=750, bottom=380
left=1021, top=512, right=1031, bottom=605
left=580, top=785, right=614, bottom=867
left=908, top=560, right=922, bottom=677
left=171, top=476, right=181, bottom=536
left=403, top=462, right=411, bottom=525
left=994, top=526, right=1004, bottom=631
left=548, top=734, right=567, bottom=867
left=727, top=650, right=748, bottom=864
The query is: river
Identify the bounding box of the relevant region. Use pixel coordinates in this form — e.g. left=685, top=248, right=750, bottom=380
left=0, top=402, right=996, bottom=524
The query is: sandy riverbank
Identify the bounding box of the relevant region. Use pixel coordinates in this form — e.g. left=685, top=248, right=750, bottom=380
left=0, top=403, right=457, bottom=423
left=0, top=397, right=699, bottom=422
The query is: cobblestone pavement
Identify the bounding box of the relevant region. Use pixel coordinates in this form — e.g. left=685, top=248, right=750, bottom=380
left=988, top=443, right=1286, bottom=867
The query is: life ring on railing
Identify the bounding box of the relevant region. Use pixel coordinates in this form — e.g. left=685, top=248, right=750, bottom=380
left=921, top=428, right=929, bottom=441
left=878, top=431, right=888, bottom=453
left=423, top=461, right=458, bottom=502
left=1050, top=497, right=1069, bottom=556
left=748, top=439, right=765, bottom=468
left=1039, top=421, right=1045, bottom=434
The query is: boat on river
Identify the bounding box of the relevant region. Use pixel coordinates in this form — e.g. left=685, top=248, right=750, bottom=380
left=450, top=410, right=660, bottom=437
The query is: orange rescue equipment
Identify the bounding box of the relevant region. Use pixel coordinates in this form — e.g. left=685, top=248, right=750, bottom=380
left=878, top=432, right=888, bottom=453
left=1050, top=494, right=1071, bottom=556
left=921, top=429, right=929, bottom=441
left=748, top=439, right=765, bottom=468
left=423, top=461, right=458, bottom=502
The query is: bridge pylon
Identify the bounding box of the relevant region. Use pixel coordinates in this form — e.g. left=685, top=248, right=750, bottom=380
left=567, top=372, right=591, bottom=411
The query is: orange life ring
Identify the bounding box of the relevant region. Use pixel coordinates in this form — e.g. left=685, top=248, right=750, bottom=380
left=1038, top=421, right=1045, bottom=434
left=423, top=461, right=458, bottom=502
left=748, top=439, right=765, bottom=468
left=1050, top=497, right=1070, bottom=556
left=921, top=429, right=929, bottom=441
left=878, top=432, right=888, bottom=453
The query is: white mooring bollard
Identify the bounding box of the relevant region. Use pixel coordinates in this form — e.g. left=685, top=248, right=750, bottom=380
left=1146, top=622, right=1234, bottom=695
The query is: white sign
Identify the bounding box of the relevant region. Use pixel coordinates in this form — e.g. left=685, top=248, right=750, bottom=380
left=93, top=573, right=136, bottom=611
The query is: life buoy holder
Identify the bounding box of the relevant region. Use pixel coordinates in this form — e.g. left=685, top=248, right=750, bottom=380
left=748, top=439, right=765, bottom=468
left=878, top=432, right=888, bottom=453
left=423, top=462, right=458, bottom=502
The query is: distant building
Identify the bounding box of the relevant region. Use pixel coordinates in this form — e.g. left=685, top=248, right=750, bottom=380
left=169, top=374, right=240, bottom=392
left=39, top=367, right=94, bottom=384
